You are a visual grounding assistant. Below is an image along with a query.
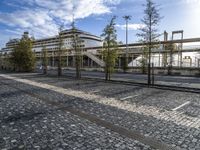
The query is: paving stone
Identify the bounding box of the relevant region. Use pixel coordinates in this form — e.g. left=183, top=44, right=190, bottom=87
left=1, top=73, right=200, bottom=149
left=0, top=77, right=154, bottom=150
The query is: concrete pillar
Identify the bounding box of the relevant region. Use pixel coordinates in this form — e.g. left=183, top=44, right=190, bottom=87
left=119, top=57, right=121, bottom=68
left=66, top=55, right=69, bottom=67
left=87, top=57, right=90, bottom=67
left=131, top=55, right=134, bottom=67
left=135, top=56, right=138, bottom=66
left=158, top=52, right=161, bottom=67
left=73, top=56, right=75, bottom=67
left=91, top=60, right=93, bottom=67
left=81, top=55, right=83, bottom=68
left=52, top=52, right=55, bottom=67
left=198, top=59, right=200, bottom=68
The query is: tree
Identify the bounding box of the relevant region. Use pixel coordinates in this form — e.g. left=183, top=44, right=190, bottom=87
left=41, top=46, right=48, bottom=74
left=139, top=47, right=148, bottom=74
left=57, top=25, right=64, bottom=76
left=163, top=42, right=177, bottom=74
left=101, top=16, right=118, bottom=81
left=0, top=53, right=3, bottom=70
left=137, top=0, right=162, bottom=86
left=10, top=34, right=35, bottom=72
left=163, top=42, right=177, bottom=67
left=71, top=27, right=82, bottom=79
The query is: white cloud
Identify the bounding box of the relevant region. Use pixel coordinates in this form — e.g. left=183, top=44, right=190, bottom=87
left=116, top=23, right=146, bottom=30
left=103, top=0, right=121, bottom=5
left=183, top=0, right=200, bottom=4
left=0, top=0, right=121, bottom=42
left=0, top=9, right=52, bottom=28
left=74, top=0, right=110, bottom=19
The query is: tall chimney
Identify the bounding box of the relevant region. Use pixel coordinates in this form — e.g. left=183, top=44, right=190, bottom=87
left=164, top=31, right=168, bottom=41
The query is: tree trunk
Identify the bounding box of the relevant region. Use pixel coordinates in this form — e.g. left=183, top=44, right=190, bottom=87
left=43, top=66, right=47, bottom=74
left=58, top=55, right=62, bottom=76
left=75, top=50, right=81, bottom=79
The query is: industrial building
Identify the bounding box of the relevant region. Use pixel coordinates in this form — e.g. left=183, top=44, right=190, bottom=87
left=1, top=29, right=200, bottom=76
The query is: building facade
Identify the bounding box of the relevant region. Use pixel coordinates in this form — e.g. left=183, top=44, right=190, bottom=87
left=0, top=28, right=105, bottom=68
left=1, top=28, right=103, bottom=54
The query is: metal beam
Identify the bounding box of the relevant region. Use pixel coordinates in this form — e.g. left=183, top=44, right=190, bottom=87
left=84, top=37, right=200, bottom=50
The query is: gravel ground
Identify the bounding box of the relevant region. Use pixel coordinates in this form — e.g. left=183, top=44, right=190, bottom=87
left=0, top=81, right=153, bottom=150
left=1, top=73, right=200, bottom=149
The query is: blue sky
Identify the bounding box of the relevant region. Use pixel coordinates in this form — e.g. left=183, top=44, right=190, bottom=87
left=0, top=0, right=200, bottom=48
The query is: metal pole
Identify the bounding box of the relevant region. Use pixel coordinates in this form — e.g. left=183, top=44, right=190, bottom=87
left=66, top=53, right=68, bottom=67
left=152, top=63, right=154, bottom=85
left=52, top=51, right=54, bottom=67
left=148, top=15, right=152, bottom=87
left=123, top=16, right=131, bottom=72
left=126, top=19, right=128, bottom=69
left=180, top=32, right=183, bottom=67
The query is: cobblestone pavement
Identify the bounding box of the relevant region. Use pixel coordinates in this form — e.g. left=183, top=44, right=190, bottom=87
left=0, top=78, right=153, bottom=150
left=1, top=73, right=200, bottom=149
left=41, top=69, right=200, bottom=89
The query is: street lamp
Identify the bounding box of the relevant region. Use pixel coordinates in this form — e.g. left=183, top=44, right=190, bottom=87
left=123, top=15, right=131, bottom=72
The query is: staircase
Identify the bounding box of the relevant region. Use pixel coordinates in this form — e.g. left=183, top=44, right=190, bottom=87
left=128, top=55, right=142, bottom=67
left=84, top=52, right=105, bottom=67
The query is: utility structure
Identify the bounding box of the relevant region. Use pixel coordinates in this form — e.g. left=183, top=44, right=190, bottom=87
left=123, top=15, right=131, bottom=72
left=172, top=30, right=183, bottom=67
left=163, top=31, right=168, bottom=67
left=163, top=31, right=174, bottom=74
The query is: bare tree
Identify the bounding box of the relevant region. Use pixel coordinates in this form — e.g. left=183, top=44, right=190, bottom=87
left=164, top=42, right=177, bottom=74
left=71, top=27, right=82, bottom=79
left=57, top=25, right=64, bottom=76
left=41, top=46, right=48, bottom=74
left=101, top=16, right=118, bottom=81
left=137, top=0, right=162, bottom=86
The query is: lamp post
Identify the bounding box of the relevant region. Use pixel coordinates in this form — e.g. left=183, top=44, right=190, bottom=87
left=123, top=15, right=131, bottom=72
